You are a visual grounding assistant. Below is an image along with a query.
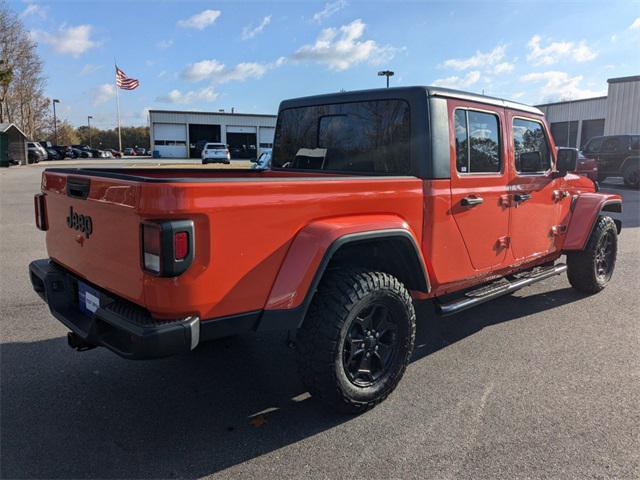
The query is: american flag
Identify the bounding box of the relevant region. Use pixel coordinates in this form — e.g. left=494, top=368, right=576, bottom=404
left=115, top=66, right=139, bottom=90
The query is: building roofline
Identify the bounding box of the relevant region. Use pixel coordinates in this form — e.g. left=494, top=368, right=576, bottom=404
left=0, top=122, right=28, bottom=138
left=607, top=75, right=640, bottom=84
left=535, top=96, right=608, bottom=108
left=148, top=109, right=277, bottom=118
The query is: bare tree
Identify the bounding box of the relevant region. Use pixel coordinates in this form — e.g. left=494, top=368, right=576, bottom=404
left=0, top=1, right=49, bottom=139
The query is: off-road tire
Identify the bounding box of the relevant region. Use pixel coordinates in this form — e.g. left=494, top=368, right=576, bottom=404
left=296, top=268, right=416, bottom=414
left=567, top=216, right=617, bottom=294
left=623, top=163, right=640, bottom=188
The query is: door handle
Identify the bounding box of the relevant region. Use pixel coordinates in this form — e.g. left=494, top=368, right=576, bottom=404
left=461, top=196, right=484, bottom=207
left=514, top=193, right=531, bottom=203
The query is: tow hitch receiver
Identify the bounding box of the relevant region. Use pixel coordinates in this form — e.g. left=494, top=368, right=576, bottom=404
left=67, top=332, right=97, bottom=352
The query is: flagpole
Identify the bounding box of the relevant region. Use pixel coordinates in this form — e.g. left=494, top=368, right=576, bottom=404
left=115, top=63, right=122, bottom=152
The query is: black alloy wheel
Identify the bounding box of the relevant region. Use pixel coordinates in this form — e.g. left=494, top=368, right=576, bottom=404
left=342, top=303, right=399, bottom=387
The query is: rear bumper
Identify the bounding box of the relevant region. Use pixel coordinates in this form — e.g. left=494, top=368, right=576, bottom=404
left=29, top=259, right=199, bottom=359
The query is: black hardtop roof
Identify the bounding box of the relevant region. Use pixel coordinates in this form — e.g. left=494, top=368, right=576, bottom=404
left=279, top=86, right=543, bottom=115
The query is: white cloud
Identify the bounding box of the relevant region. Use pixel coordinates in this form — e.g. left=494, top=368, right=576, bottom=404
left=156, top=87, right=219, bottom=105
left=92, top=84, right=115, bottom=106
left=432, top=71, right=481, bottom=89
left=493, top=62, right=514, bottom=74
left=20, top=3, right=46, bottom=18
left=156, top=39, right=173, bottom=49
left=242, top=15, right=272, bottom=40
left=79, top=64, right=102, bottom=76
left=442, top=45, right=507, bottom=71
left=177, top=10, right=221, bottom=30
left=527, top=35, right=597, bottom=66
left=182, top=58, right=285, bottom=83
left=520, top=71, right=606, bottom=102
left=292, top=19, right=398, bottom=71
left=34, top=24, right=98, bottom=57
left=313, top=0, right=347, bottom=22
left=630, top=18, right=640, bottom=29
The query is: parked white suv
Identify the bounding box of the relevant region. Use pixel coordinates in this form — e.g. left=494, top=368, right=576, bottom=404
left=201, top=143, right=231, bottom=164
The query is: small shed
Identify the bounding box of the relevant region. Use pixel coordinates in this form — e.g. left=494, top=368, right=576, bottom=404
left=0, top=123, right=28, bottom=167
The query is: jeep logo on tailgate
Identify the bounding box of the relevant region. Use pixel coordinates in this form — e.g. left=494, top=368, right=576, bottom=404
left=66, top=206, right=93, bottom=238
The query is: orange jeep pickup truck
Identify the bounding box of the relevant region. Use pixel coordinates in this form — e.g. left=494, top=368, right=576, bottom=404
left=30, top=87, right=622, bottom=412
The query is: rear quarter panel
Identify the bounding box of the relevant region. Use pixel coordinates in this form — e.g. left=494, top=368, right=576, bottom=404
left=139, top=177, right=425, bottom=319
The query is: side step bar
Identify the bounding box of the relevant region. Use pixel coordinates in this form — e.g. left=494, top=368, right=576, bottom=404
left=436, top=263, right=567, bottom=316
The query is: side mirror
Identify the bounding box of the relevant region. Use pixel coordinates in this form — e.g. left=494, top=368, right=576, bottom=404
left=519, top=151, right=542, bottom=173
left=556, top=148, right=577, bottom=176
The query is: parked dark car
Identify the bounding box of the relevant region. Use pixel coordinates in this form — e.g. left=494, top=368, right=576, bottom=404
left=581, top=134, right=640, bottom=187
left=51, top=145, right=76, bottom=159
left=71, top=145, right=92, bottom=155
left=45, top=148, right=62, bottom=160
left=71, top=147, right=91, bottom=158
left=123, top=147, right=136, bottom=156
left=134, top=147, right=147, bottom=156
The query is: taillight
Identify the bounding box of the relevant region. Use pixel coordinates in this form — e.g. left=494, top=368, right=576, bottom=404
left=142, top=223, right=161, bottom=273
left=34, top=193, right=48, bottom=230
left=141, top=220, right=194, bottom=276
left=174, top=231, right=188, bottom=260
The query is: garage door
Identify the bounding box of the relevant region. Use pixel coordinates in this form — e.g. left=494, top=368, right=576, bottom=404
left=259, top=127, right=275, bottom=147
left=153, top=123, right=187, bottom=158
left=226, top=126, right=256, bottom=134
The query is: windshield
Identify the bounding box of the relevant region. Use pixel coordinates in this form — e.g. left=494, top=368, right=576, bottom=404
left=206, top=144, right=226, bottom=149
left=272, top=99, right=411, bottom=174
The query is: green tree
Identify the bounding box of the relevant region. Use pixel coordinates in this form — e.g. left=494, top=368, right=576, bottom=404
left=46, top=120, right=79, bottom=145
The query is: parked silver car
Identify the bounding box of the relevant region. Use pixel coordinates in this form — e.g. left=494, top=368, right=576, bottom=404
left=26, top=142, right=48, bottom=163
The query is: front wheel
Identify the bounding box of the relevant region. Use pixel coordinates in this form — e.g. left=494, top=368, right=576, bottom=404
left=567, top=216, right=618, bottom=294
left=296, top=268, right=416, bottom=413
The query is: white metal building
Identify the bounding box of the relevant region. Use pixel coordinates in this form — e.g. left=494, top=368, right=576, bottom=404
left=536, top=75, right=640, bottom=148
left=149, top=110, right=277, bottom=159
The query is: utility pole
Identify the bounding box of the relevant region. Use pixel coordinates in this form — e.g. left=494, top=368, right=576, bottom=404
left=87, top=116, right=93, bottom=147
left=377, top=70, right=394, bottom=88
left=52, top=99, right=60, bottom=144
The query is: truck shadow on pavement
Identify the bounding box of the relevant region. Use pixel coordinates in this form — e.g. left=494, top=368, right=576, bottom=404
left=1, top=287, right=587, bottom=479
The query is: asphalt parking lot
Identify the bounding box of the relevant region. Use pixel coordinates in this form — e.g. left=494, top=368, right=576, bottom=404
left=1, top=163, right=638, bottom=479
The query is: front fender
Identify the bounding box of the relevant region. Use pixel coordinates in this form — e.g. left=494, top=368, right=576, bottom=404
left=264, top=214, right=425, bottom=312
left=563, top=193, right=622, bottom=251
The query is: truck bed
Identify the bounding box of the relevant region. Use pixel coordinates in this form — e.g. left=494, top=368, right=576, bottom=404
left=40, top=167, right=425, bottom=321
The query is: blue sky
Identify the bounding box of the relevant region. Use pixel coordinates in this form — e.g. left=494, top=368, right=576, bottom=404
left=11, top=0, right=640, bottom=128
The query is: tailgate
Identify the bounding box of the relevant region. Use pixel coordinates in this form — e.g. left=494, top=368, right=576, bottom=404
left=42, top=171, right=144, bottom=305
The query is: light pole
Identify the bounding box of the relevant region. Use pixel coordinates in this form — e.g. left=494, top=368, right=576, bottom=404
left=52, top=99, right=60, bottom=144
left=87, top=116, right=93, bottom=148
left=377, top=70, right=394, bottom=88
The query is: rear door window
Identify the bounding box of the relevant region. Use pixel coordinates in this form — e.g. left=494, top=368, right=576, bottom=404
left=272, top=99, right=411, bottom=174
left=454, top=109, right=501, bottom=174
left=512, top=118, right=552, bottom=174
left=601, top=137, right=622, bottom=153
